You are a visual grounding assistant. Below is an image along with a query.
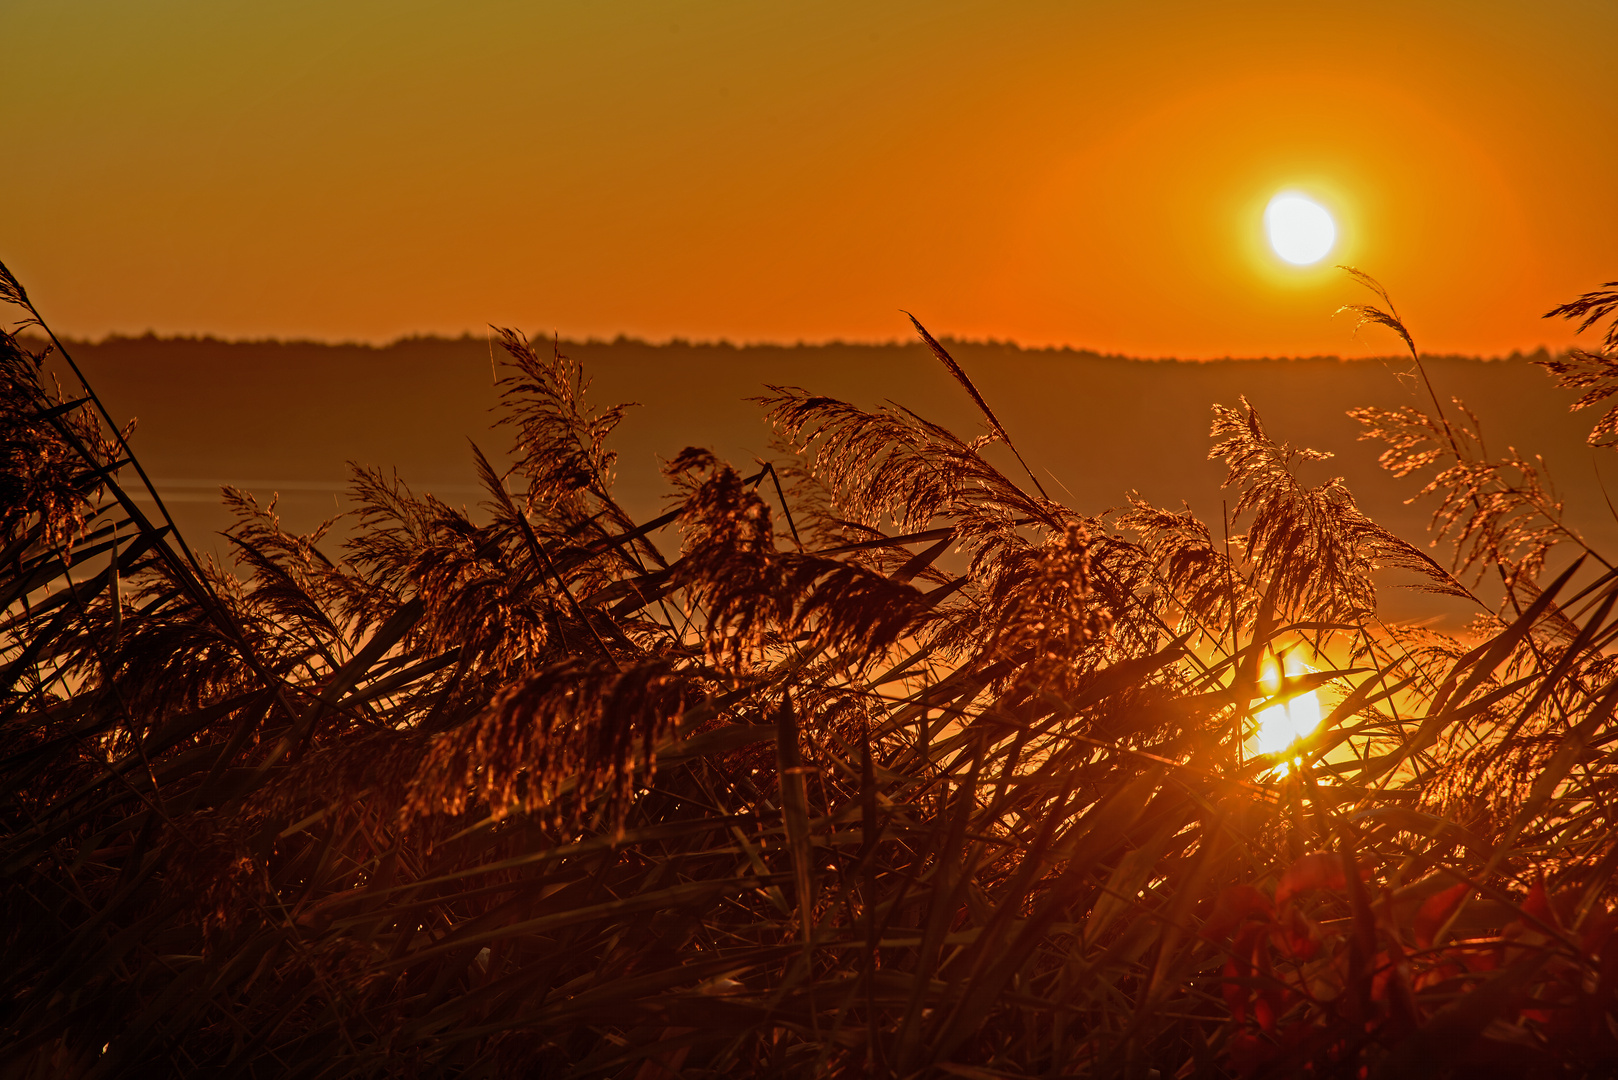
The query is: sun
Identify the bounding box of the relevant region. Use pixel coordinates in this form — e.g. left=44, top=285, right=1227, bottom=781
left=1254, top=655, right=1322, bottom=767
left=1264, top=192, right=1336, bottom=266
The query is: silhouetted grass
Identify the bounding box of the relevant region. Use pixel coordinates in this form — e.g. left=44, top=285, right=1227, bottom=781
left=4, top=258, right=1618, bottom=1078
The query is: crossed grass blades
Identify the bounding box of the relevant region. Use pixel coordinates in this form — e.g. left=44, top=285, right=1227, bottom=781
left=3, top=257, right=1618, bottom=1079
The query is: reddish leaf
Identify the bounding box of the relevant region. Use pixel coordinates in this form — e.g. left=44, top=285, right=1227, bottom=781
left=1275, top=852, right=1347, bottom=906
left=1468, top=945, right=1501, bottom=974
left=1521, top=872, right=1560, bottom=931
left=1374, top=940, right=1422, bottom=1037
left=1226, top=1031, right=1275, bottom=1078
left=1221, top=923, right=1272, bottom=1027
left=1414, top=882, right=1469, bottom=949
left=1253, top=991, right=1278, bottom=1035
left=1274, top=904, right=1321, bottom=961
left=1203, top=884, right=1275, bottom=940
left=1580, top=906, right=1616, bottom=960
left=1222, top=957, right=1248, bottom=1024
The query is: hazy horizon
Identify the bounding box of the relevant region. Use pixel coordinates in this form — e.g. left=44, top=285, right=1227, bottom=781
left=33, top=327, right=1569, bottom=365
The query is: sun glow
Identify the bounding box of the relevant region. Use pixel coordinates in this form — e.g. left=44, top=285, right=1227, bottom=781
left=1254, top=656, right=1322, bottom=762
left=1264, top=193, right=1336, bottom=266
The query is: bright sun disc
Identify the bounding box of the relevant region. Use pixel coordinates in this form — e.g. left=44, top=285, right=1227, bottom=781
left=1264, top=193, right=1336, bottom=266
left=1255, top=657, right=1322, bottom=765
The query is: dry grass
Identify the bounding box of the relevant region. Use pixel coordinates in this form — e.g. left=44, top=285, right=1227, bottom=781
left=4, top=257, right=1618, bottom=1078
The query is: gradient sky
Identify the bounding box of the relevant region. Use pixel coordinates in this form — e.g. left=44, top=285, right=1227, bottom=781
left=7, top=1, right=1616, bottom=356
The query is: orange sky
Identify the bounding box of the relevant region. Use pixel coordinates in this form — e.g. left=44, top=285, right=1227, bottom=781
left=8, top=1, right=1616, bottom=356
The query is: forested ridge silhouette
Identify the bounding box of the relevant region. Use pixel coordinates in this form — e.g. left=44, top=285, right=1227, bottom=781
left=49, top=331, right=1609, bottom=606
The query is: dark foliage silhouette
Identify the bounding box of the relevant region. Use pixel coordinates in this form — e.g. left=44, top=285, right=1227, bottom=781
left=5, top=259, right=1618, bottom=1077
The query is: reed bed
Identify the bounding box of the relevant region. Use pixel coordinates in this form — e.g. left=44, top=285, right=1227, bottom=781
left=4, top=259, right=1618, bottom=1078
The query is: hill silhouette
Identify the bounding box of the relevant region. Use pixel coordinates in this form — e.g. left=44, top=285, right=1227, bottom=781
left=51, top=332, right=1610, bottom=621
